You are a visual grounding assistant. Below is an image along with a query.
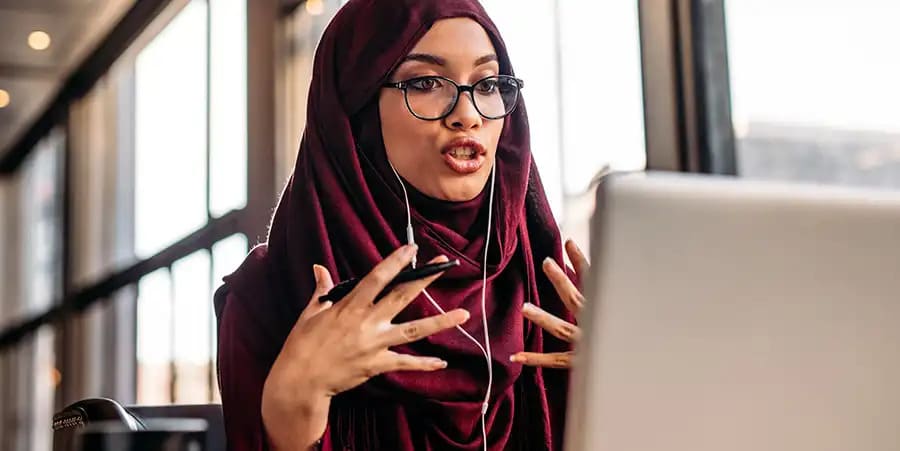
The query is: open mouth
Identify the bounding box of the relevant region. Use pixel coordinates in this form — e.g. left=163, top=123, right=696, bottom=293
left=446, top=147, right=479, bottom=160
left=441, top=138, right=487, bottom=175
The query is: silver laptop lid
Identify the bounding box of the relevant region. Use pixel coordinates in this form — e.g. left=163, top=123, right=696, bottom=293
left=567, top=171, right=900, bottom=451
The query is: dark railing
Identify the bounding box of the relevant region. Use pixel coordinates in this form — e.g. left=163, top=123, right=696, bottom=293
left=0, top=209, right=245, bottom=350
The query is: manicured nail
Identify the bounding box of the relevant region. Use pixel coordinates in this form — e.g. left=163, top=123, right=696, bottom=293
left=457, top=309, right=471, bottom=322
left=430, top=255, right=449, bottom=263
left=430, top=359, right=448, bottom=368
left=510, top=355, right=523, bottom=363
left=543, top=257, right=553, bottom=266
left=312, top=265, right=322, bottom=284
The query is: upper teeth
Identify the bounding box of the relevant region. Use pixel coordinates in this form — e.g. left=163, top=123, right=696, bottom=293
left=449, top=147, right=476, bottom=157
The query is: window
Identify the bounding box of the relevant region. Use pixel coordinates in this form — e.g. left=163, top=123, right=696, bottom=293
left=209, top=0, right=248, bottom=217
left=726, top=0, right=900, bottom=189
left=136, top=268, right=173, bottom=404
left=134, top=0, right=209, bottom=258
left=134, top=0, right=249, bottom=404
left=1, top=131, right=64, bottom=451
left=172, top=250, right=213, bottom=403
left=482, top=0, right=646, bottom=250
left=21, top=134, right=63, bottom=451
left=277, top=0, right=341, bottom=184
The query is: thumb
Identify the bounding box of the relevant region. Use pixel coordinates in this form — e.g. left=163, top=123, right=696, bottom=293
left=300, top=264, right=336, bottom=321
left=313, top=264, right=335, bottom=295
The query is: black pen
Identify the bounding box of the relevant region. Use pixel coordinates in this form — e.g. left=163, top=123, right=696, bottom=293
left=319, top=259, right=461, bottom=302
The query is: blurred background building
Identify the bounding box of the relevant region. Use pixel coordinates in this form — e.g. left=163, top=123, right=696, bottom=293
left=0, top=0, right=898, bottom=449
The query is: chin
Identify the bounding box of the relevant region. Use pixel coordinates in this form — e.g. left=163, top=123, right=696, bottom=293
left=434, top=178, right=487, bottom=201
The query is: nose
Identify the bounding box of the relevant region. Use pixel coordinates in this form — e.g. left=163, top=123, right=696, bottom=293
left=444, top=92, right=483, bottom=130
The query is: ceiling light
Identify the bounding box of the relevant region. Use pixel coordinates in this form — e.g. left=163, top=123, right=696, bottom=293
left=0, top=89, right=10, bottom=109
left=305, top=0, right=324, bottom=16
left=28, top=31, right=52, bottom=51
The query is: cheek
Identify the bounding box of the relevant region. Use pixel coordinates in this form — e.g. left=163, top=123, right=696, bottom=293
left=379, top=95, right=432, bottom=164
left=486, top=120, right=504, bottom=159
left=380, top=96, right=408, bottom=144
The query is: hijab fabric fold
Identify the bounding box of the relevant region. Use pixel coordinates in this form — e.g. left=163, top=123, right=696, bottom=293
left=216, top=1, right=574, bottom=449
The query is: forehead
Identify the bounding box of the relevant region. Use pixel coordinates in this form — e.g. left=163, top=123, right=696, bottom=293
left=409, top=18, right=497, bottom=58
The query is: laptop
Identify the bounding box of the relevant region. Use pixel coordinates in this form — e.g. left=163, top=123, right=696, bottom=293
left=566, top=171, right=900, bottom=451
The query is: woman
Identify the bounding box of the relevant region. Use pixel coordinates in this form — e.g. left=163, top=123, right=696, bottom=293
left=216, top=0, right=589, bottom=449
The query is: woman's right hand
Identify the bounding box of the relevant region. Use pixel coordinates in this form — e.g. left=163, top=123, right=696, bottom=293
left=261, top=245, right=469, bottom=450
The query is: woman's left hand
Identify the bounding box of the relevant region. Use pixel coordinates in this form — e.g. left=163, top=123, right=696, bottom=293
left=511, top=239, right=589, bottom=369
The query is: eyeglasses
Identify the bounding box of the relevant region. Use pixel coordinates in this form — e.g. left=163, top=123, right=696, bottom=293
left=382, top=75, right=524, bottom=121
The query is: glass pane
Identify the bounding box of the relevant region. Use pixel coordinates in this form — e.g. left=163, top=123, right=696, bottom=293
left=558, top=0, right=646, bottom=188
left=727, top=0, right=900, bottom=189
left=172, top=249, right=212, bottom=404
left=210, top=233, right=249, bottom=402
left=469, top=0, right=646, bottom=256
left=3, top=130, right=62, bottom=451
left=23, top=131, right=64, bottom=314
left=137, top=268, right=173, bottom=404
left=30, top=326, right=56, bottom=451
left=278, top=1, right=341, bottom=185
left=481, top=0, right=564, bottom=218
left=557, top=0, right=645, bottom=254
left=212, top=233, right=249, bottom=287
left=209, top=0, right=248, bottom=217
left=135, top=0, right=209, bottom=258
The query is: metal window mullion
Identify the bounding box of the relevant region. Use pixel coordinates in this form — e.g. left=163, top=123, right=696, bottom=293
left=638, top=0, right=685, bottom=171
left=244, top=0, right=278, bottom=244
left=167, top=265, right=177, bottom=404
left=207, top=246, right=216, bottom=403
left=687, top=0, right=736, bottom=175
left=205, top=0, right=213, bottom=222
left=637, top=0, right=736, bottom=174
left=56, top=109, right=75, bottom=412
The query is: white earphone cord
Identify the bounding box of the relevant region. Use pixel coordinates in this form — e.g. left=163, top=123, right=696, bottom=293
left=388, top=161, right=496, bottom=451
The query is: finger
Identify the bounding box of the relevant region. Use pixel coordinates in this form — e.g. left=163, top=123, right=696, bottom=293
left=565, top=239, right=590, bottom=280
left=522, top=302, right=581, bottom=343
left=301, top=264, right=336, bottom=320
left=371, top=255, right=450, bottom=320
left=379, top=309, right=470, bottom=347
left=543, top=257, right=585, bottom=315
left=509, top=351, right=573, bottom=369
left=371, top=351, right=448, bottom=374
left=346, top=244, right=418, bottom=310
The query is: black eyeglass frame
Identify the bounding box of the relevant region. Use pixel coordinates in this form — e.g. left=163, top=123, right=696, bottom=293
left=381, top=74, right=525, bottom=121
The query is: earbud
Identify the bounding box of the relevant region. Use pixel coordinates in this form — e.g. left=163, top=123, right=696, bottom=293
left=387, top=159, right=497, bottom=451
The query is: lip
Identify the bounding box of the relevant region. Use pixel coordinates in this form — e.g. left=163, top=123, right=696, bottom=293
left=440, top=137, right=487, bottom=175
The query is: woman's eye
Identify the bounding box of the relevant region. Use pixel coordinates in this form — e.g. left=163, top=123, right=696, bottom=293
left=476, top=80, right=499, bottom=94
left=409, top=78, right=442, bottom=91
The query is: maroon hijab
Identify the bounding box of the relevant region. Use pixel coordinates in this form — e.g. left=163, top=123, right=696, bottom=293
left=216, top=0, right=573, bottom=449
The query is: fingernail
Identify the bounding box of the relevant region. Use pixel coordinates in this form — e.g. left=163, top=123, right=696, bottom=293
left=312, top=265, right=322, bottom=284
left=510, top=355, right=522, bottom=363
left=458, top=309, right=471, bottom=322
left=543, top=257, right=554, bottom=266
left=431, top=359, right=448, bottom=368
left=522, top=302, right=535, bottom=312
left=430, top=255, right=449, bottom=263
left=405, top=244, right=419, bottom=256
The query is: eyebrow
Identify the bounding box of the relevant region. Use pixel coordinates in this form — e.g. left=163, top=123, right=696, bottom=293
left=399, top=53, right=498, bottom=68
